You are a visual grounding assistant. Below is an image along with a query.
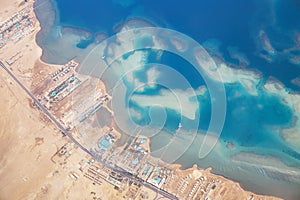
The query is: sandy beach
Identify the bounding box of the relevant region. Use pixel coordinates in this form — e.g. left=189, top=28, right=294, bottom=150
left=0, top=0, right=63, bottom=199
left=0, top=0, right=286, bottom=199
left=0, top=2, right=131, bottom=199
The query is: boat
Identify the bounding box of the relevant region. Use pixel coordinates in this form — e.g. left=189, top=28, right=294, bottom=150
left=178, top=122, right=182, bottom=129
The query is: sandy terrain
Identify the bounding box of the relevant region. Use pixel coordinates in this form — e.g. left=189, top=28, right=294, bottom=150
left=0, top=62, right=66, bottom=199
left=0, top=2, right=72, bottom=195
left=0, top=0, right=284, bottom=200
left=0, top=1, right=124, bottom=199
left=0, top=1, right=62, bottom=199
left=0, top=0, right=25, bottom=22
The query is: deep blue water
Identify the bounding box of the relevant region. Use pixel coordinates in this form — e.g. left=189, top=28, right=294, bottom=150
left=151, top=51, right=206, bottom=89
left=52, top=0, right=300, bottom=160
left=54, top=0, right=300, bottom=90
left=76, top=35, right=94, bottom=48
left=55, top=0, right=130, bottom=33
left=39, top=0, right=300, bottom=198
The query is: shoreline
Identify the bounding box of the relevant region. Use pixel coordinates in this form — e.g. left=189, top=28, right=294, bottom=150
left=7, top=0, right=295, bottom=199
left=0, top=0, right=298, bottom=199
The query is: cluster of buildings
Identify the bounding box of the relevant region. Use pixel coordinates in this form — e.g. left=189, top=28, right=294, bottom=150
left=41, top=61, right=80, bottom=109
left=0, top=5, right=275, bottom=200
left=51, top=142, right=76, bottom=166
left=143, top=165, right=171, bottom=189
left=83, top=162, right=108, bottom=185
left=28, top=57, right=262, bottom=200
left=33, top=60, right=89, bottom=129
left=52, top=135, right=260, bottom=200
left=81, top=159, right=143, bottom=200
left=81, top=131, right=257, bottom=200
left=92, top=129, right=118, bottom=162
left=116, top=137, right=150, bottom=175
left=0, top=4, right=35, bottom=49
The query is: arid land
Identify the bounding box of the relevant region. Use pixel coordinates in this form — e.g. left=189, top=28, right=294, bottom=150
left=0, top=1, right=282, bottom=200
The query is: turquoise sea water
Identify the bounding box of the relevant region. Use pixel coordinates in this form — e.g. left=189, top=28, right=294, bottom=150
left=52, top=0, right=300, bottom=90
left=34, top=0, right=300, bottom=199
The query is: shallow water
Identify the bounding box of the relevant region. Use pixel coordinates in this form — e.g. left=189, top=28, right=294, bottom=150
left=34, top=0, right=300, bottom=199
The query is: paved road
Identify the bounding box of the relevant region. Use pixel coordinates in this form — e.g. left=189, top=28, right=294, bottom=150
left=144, top=182, right=177, bottom=200
left=113, top=166, right=178, bottom=199
left=0, top=61, right=178, bottom=200
left=0, top=61, right=93, bottom=156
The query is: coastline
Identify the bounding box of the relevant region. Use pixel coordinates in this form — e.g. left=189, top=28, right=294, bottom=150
left=32, top=1, right=300, bottom=198
left=0, top=0, right=297, bottom=199
left=31, top=0, right=255, bottom=193
left=0, top=1, right=71, bottom=199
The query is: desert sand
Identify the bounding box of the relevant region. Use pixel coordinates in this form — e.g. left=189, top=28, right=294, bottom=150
left=0, top=1, right=283, bottom=200
left=0, top=1, right=108, bottom=199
